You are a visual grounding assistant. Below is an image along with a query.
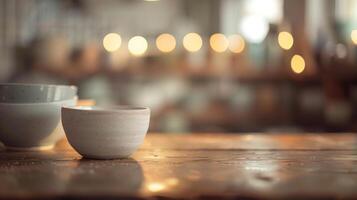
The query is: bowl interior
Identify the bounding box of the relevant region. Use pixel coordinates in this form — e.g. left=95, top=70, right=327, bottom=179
left=0, top=83, right=77, bottom=103
left=63, top=105, right=149, bottom=113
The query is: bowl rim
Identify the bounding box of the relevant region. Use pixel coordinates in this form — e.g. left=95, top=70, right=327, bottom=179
left=0, top=83, right=77, bottom=90
left=62, top=105, right=150, bottom=114
left=0, top=83, right=77, bottom=104
left=0, top=97, right=77, bottom=106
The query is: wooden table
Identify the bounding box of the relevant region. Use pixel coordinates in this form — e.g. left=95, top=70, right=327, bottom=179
left=1, top=133, right=357, bottom=199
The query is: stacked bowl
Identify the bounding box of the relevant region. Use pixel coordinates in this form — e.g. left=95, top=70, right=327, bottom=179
left=0, top=83, right=77, bottom=150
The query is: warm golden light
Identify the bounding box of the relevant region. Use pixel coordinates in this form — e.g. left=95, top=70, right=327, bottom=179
left=228, top=34, right=245, bottom=53
left=103, top=33, right=121, bottom=52
left=128, top=36, right=148, bottom=56
left=166, top=178, right=179, bottom=186
left=147, top=182, right=166, bottom=192
left=351, top=30, right=357, bottom=45
left=291, top=54, right=305, bottom=74
left=156, top=33, right=176, bottom=53
left=278, top=31, right=294, bottom=50
left=209, top=33, right=229, bottom=53
left=183, top=32, right=202, bottom=52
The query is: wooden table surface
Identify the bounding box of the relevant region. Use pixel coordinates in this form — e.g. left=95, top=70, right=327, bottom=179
left=1, top=133, right=357, bottom=199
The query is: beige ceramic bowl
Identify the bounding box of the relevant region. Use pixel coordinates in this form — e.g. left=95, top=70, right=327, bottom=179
left=0, top=98, right=77, bottom=150
left=62, top=106, right=150, bottom=159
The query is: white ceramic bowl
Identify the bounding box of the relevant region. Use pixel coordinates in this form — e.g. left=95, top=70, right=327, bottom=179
left=0, top=98, right=77, bottom=150
left=0, top=83, right=77, bottom=103
left=62, top=106, right=150, bottom=159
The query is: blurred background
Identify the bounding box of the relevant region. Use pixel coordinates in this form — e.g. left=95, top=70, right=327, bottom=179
left=0, top=0, right=357, bottom=133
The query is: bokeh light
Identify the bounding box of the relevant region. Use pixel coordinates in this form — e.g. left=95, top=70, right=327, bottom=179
left=128, top=36, right=148, bottom=56
left=240, top=15, right=269, bottom=43
left=278, top=31, right=294, bottom=50
left=156, top=33, right=176, bottom=53
left=209, top=33, right=229, bottom=53
left=183, top=32, right=202, bottom=52
left=244, top=0, right=283, bottom=23
left=351, top=30, right=357, bottom=45
left=147, top=182, right=166, bottom=192
left=103, top=33, right=122, bottom=52
left=228, top=34, right=245, bottom=53
left=291, top=54, right=305, bottom=74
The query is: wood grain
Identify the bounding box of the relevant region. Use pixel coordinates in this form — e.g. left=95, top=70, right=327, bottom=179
left=0, top=133, right=357, bottom=199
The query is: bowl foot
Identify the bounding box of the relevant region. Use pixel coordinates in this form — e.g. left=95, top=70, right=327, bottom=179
left=81, top=154, right=131, bottom=160
left=5, top=144, right=55, bottom=151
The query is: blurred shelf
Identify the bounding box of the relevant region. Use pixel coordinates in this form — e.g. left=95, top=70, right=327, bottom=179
left=108, top=63, right=357, bottom=86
